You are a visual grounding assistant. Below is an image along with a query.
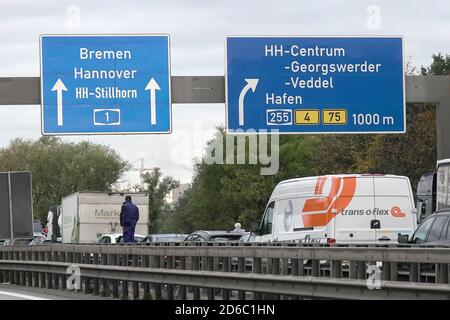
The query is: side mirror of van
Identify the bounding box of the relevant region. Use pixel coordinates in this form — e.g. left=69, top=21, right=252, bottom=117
left=250, top=222, right=260, bottom=234
left=398, top=234, right=409, bottom=244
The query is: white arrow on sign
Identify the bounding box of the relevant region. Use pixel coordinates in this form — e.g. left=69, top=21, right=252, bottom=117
left=238, top=79, right=259, bottom=126
left=145, top=78, right=161, bottom=125
left=51, top=78, right=68, bottom=127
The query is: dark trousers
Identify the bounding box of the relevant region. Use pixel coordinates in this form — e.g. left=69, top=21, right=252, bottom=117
left=123, top=225, right=136, bottom=243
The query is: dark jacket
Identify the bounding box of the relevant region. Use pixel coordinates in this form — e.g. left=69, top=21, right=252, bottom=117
left=120, top=202, right=126, bottom=227
left=120, top=201, right=139, bottom=227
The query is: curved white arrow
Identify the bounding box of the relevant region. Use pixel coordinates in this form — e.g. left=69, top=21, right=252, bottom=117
left=238, top=79, right=259, bottom=126
left=51, top=78, right=67, bottom=126
left=145, top=78, right=161, bottom=125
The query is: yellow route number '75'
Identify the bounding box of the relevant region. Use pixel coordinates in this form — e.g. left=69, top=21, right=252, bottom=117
left=322, top=109, right=347, bottom=125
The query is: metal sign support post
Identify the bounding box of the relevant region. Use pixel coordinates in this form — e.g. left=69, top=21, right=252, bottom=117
left=7, top=172, right=14, bottom=243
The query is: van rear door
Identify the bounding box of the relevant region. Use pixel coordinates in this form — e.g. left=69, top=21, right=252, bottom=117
left=373, top=177, right=416, bottom=243
left=333, top=176, right=377, bottom=244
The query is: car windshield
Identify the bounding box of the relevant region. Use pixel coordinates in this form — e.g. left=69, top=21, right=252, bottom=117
left=412, top=217, right=436, bottom=243
left=98, top=236, right=111, bottom=244
left=31, top=237, right=46, bottom=245
left=238, top=234, right=254, bottom=243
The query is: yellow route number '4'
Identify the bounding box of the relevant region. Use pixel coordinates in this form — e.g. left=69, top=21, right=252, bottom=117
left=295, top=110, right=320, bottom=125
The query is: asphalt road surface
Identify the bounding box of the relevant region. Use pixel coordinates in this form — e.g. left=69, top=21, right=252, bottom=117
left=0, top=283, right=113, bottom=300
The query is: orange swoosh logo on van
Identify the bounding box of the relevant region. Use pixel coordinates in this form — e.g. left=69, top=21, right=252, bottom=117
left=301, top=176, right=356, bottom=227
left=390, top=206, right=406, bottom=218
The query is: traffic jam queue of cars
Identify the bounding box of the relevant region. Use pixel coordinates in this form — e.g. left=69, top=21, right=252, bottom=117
left=3, top=159, right=450, bottom=246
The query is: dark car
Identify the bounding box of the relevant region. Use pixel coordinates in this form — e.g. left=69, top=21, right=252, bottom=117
left=398, top=210, right=450, bottom=245
left=142, top=234, right=188, bottom=243
left=184, top=230, right=244, bottom=242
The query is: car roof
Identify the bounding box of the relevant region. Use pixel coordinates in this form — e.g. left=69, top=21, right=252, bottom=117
left=433, top=209, right=450, bottom=215
left=148, top=233, right=186, bottom=237
left=278, top=174, right=407, bottom=186
left=419, top=210, right=450, bottom=224
left=101, top=234, right=123, bottom=237
left=437, top=159, right=450, bottom=167
left=191, top=230, right=244, bottom=236
left=102, top=233, right=146, bottom=237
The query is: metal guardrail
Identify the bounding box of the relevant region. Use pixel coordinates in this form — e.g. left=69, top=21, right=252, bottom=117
left=1, top=243, right=450, bottom=300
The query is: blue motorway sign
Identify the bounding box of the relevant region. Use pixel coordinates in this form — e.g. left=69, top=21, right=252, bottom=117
left=226, top=36, right=405, bottom=133
left=40, top=35, right=171, bottom=135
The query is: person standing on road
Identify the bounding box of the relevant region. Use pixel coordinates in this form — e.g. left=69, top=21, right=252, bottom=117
left=120, top=195, right=140, bottom=243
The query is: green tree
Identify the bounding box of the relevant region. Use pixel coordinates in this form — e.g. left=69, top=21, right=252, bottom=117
left=313, top=135, right=374, bottom=175
left=173, top=154, right=231, bottom=232
left=356, top=105, right=436, bottom=192
left=358, top=53, right=449, bottom=189
left=143, top=168, right=179, bottom=233
left=219, top=134, right=318, bottom=227
left=0, top=137, right=129, bottom=222
left=421, top=53, right=450, bottom=75
left=312, top=103, right=437, bottom=194
left=171, top=186, right=195, bottom=233
left=173, top=129, right=317, bottom=231
left=157, top=202, right=181, bottom=233
left=313, top=52, right=450, bottom=193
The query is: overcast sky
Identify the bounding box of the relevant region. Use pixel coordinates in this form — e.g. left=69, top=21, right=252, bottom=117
left=0, top=0, right=449, bottom=185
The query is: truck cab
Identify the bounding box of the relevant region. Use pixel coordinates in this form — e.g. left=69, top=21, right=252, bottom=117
left=437, top=159, right=450, bottom=211
left=46, top=206, right=62, bottom=242
left=416, top=172, right=436, bottom=223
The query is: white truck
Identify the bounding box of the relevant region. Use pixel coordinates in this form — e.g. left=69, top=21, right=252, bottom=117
left=60, top=192, right=149, bottom=244
left=250, top=174, right=417, bottom=244
left=415, top=158, right=450, bottom=223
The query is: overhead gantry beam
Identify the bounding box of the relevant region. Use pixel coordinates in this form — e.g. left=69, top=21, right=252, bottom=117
left=0, top=75, right=449, bottom=158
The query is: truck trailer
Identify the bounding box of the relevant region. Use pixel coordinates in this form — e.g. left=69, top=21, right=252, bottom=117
left=415, top=159, right=450, bottom=223
left=61, top=192, right=149, bottom=243
left=0, top=171, right=34, bottom=242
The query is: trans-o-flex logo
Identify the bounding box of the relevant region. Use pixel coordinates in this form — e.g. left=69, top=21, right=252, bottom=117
left=339, top=206, right=406, bottom=217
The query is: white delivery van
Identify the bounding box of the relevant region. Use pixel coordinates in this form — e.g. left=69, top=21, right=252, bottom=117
left=252, top=174, right=417, bottom=244
left=61, top=192, right=149, bottom=243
